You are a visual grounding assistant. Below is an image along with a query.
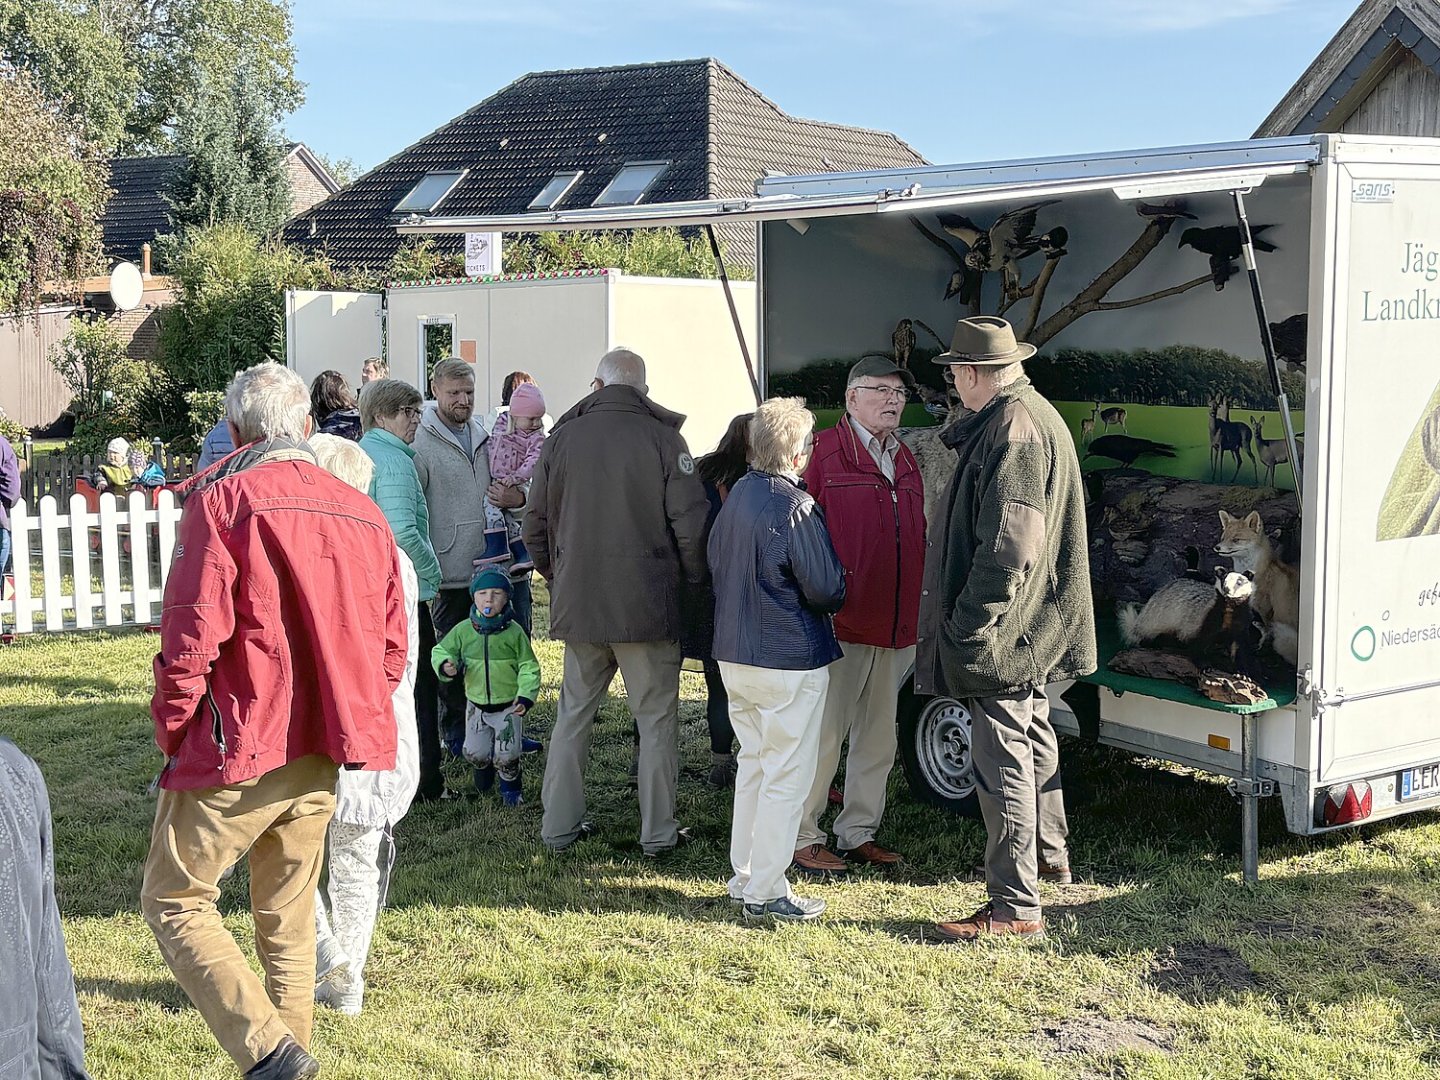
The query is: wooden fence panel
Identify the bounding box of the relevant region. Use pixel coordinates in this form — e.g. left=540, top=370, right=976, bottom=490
left=0, top=490, right=179, bottom=637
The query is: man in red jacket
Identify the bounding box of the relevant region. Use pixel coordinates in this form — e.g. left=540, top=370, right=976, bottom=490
left=794, top=357, right=926, bottom=872
left=141, top=363, right=406, bottom=1080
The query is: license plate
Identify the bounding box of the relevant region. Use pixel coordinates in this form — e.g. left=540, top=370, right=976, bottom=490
left=1399, top=762, right=1440, bottom=802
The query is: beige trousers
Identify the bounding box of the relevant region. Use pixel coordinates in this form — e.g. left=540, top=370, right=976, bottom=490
left=796, top=642, right=915, bottom=852
left=720, top=661, right=829, bottom=904
left=141, top=755, right=338, bottom=1071
left=541, top=640, right=681, bottom=853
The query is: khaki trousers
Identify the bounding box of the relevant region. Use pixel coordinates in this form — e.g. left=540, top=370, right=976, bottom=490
left=796, top=642, right=914, bottom=852
left=969, top=688, right=1069, bottom=922
left=720, top=661, right=829, bottom=904
left=141, top=755, right=338, bottom=1071
left=542, top=640, right=681, bottom=853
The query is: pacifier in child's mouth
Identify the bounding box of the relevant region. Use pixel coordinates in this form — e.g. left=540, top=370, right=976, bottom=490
left=482, top=605, right=494, bottom=616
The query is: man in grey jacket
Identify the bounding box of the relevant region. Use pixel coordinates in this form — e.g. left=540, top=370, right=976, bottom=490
left=413, top=359, right=529, bottom=796
left=525, top=349, right=710, bottom=855
left=0, top=737, right=92, bottom=1079
left=916, top=318, right=1095, bottom=943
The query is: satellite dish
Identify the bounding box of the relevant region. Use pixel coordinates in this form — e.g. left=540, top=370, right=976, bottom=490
left=109, top=262, right=144, bottom=311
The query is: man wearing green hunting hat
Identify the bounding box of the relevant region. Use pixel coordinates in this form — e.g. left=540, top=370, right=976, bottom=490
left=914, top=316, right=1096, bottom=943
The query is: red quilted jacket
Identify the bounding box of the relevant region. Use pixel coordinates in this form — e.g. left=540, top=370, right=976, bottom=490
left=802, top=418, right=926, bottom=649
left=152, top=452, right=407, bottom=790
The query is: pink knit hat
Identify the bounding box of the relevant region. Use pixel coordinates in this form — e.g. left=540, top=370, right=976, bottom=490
left=509, top=382, right=546, bottom=418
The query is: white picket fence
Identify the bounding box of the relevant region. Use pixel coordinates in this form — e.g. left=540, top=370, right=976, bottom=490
left=2, top=491, right=183, bottom=637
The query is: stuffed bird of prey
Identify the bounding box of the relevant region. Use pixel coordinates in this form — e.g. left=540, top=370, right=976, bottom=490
left=1268, top=313, right=1307, bottom=370
left=892, top=318, right=916, bottom=370
left=1181, top=224, right=1277, bottom=292
left=1178, top=224, right=1277, bottom=260
left=938, top=200, right=1064, bottom=296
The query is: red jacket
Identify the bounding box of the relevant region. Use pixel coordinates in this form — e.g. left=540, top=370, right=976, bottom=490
left=152, top=453, right=407, bottom=790
left=803, top=418, right=926, bottom=649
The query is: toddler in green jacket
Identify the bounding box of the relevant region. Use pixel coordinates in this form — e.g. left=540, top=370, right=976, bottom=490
left=433, top=565, right=542, bottom=803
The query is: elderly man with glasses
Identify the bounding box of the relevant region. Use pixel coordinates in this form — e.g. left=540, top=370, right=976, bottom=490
left=792, top=356, right=927, bottom=875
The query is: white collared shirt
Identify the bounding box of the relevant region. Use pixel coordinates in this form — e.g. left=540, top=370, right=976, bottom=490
left=848, top=415, right=898, bottom=483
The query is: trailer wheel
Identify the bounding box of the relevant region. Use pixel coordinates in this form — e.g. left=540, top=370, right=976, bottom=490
left=898, top=684, right=980, bottom=817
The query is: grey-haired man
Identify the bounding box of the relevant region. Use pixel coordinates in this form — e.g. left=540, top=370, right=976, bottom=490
left=915, top=317, right=1095, bottom=943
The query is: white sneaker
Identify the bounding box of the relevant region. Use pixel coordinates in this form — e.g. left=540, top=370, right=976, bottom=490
left=314, top=974, right=363, bottom=1016
left=315, top=938, right=351, bottom=985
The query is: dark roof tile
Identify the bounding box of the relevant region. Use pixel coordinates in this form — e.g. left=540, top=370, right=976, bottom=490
left=98, top=155, right=185, bottom=265
left=283, top=58, right=926, bottom=271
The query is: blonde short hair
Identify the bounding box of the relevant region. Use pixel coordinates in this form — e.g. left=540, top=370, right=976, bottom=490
left=310, top=433, right=373, bottom=492
left=748, top=396, right=814, bottom=474
left=430, top=357, right=473, bottom=386
left=225, top=363, right=310, bottom=443
left=359, top=379, right=422, bottom=431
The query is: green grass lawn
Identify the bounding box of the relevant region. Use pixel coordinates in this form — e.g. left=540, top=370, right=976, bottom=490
left=4, top=594, right=1440, bottom=1078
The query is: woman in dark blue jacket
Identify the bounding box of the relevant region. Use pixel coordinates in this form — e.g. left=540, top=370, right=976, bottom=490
left=708, top=397, right=845, bottom=923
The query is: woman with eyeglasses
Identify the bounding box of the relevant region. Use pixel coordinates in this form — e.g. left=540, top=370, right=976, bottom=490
left=361, top=380, right=445, bottom=792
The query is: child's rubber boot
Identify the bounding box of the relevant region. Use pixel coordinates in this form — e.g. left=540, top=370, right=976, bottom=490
left=477, top=528, right=511, bottom=565
left=508, top=535, right=535, bottom=573
left=521, top=734, right=543, bottom=755
left=498, top=773, right=524, bottom=807
left=473, top=764, right=495, bottom=794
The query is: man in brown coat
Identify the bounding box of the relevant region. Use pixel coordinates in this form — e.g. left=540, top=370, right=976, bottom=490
left=524, top=349, right=710, bottom=854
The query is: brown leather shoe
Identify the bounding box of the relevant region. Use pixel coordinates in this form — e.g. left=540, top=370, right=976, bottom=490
left=792, top=844, right=848, bottom=874
left=1038, top=861, right=1073, bottom=885
left=934, top=903, right=1046, bottom=943
left=841, top=841, right=903, bottom=866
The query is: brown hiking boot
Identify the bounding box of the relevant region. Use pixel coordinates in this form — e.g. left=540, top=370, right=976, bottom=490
left=792, top=844, right=848, bottom=875
left=934, top=903, right=1046, bottom=943
left=841, top=841, right=903, bottom=866
left=1039, top=861, right=1073, bottom=885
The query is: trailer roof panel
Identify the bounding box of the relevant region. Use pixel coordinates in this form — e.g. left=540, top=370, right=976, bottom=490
left=398, top=137, right=1321, bottom=235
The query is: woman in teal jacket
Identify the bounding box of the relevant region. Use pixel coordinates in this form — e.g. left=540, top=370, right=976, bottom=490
left=360, top=379, right=447, bottom=798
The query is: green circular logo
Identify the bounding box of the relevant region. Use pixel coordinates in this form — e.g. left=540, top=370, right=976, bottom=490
left=1351, top=626, right=1376, bottom=662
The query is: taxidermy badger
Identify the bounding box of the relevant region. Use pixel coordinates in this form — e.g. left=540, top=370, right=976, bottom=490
left=1118, top=567, right=1264, bottom=678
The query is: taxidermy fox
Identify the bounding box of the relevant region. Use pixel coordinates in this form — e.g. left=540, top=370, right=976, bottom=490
left=1214, top=510, right=1300, bottom=664
left=1118, top=567, right=1264, bottom=678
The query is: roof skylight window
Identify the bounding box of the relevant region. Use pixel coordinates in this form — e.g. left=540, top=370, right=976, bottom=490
left=592, top=161, right=670, bottom=207
left=529, top=170, right=584, bottom=210
left=394, top=171, right=466, bottom=213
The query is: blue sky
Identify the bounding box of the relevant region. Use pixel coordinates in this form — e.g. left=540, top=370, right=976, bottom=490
left=288, top=0, right=1358, bottom=175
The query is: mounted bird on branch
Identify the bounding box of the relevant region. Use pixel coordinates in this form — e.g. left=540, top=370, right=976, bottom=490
left=937, top=200, right=1068, bottom=302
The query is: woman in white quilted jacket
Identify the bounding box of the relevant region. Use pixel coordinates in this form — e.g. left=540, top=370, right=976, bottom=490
left=309, top=434, right=422, bottom=1016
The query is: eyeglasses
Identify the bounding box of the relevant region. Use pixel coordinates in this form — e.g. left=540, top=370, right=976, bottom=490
left=399, top=407, right=422, bottom=418
left=853, top=385, right=908, bottom=401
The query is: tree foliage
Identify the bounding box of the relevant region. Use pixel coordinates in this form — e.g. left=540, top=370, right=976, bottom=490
left=1, top=0, right=301, bottom=154
left=502, top=228, right=744, bottom=280
left=151, top=223, right=340, bottom=442
left=167, top=64, right=291, bottom=236
left=47, top=316, right=153, bottom=453
left=0, top=0, right=137, bottom=150
left=0, top=67, right=109, bottom=312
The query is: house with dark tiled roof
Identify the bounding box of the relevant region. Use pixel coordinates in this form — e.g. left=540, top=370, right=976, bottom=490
left=99, top=144, right=339, bottom=265
left=282, top=58, right=927, bottom=273
left=1256, top=0, right=1440, bottom=137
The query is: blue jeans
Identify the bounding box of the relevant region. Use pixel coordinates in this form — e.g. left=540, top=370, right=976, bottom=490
left=0, top=526, right=10, bottom=577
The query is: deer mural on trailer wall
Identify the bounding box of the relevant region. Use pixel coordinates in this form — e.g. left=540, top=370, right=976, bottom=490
left=1208, top=392, right=1257, bottom=484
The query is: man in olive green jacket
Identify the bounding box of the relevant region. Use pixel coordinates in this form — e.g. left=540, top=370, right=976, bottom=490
left=524, top=349, right=710, bottom=854
left=914, top=317, right=1095, bottom=943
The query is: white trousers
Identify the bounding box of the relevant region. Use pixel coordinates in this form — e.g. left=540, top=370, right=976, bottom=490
left=719, top=661, right=830, bottom=905
left=314, top=821, right=390, bottom=994
left=797, top=642, right=915, bottom=851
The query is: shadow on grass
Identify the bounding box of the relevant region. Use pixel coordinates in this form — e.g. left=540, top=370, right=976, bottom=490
left=76, top=976, right=190, bottom=1011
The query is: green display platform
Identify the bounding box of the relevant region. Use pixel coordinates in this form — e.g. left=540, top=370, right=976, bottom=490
left=1079, top=615, right=1297, bottom=715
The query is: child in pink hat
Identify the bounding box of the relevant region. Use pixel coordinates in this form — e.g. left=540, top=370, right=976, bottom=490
left=480, top=381, right=547, bottom=570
